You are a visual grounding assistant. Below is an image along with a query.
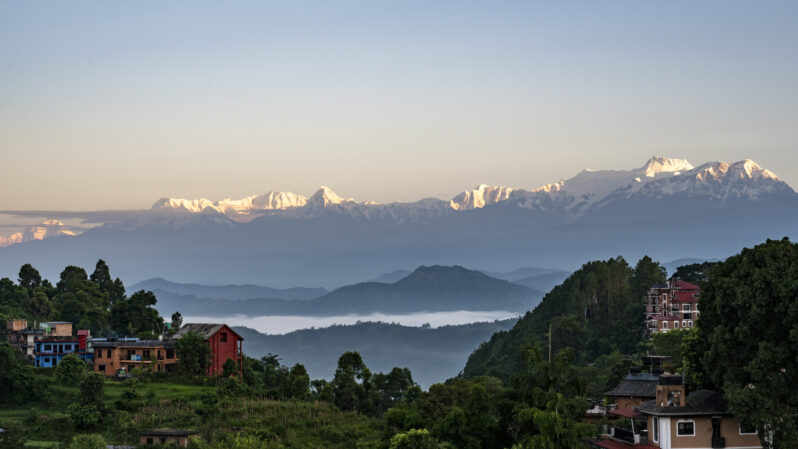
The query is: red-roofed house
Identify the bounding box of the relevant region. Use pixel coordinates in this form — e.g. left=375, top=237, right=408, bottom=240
left=645, top=279, right=700, bottom=334
left=172, top=323, right=244, bottom=376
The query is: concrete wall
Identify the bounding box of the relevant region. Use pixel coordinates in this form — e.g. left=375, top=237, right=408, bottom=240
left=646, top=415, right=762, bottom=449
left=94, top=344, right=176, bottom=376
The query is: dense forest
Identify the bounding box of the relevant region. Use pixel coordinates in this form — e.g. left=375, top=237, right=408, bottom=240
left=463, top=256, right=665, bottom=380
left=1, top=239, right=796, bottom=448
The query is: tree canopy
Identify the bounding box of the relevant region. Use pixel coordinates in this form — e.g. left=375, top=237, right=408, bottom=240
left=175, top=331, right=211, bottom=376
left=691, top=238, right=798, bottom=447
left=464, top=256, right=664, bottom=380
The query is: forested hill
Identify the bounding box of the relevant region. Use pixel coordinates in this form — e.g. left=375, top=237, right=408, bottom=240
left=129, top=277, right=327, bottom=301
left=235, top=318, right=519, bottom=388
left=462, top=256, right=667, bottom=381
left=307, top=265, right=542, bottom=314
left=152, top=265, right=543, bottom=316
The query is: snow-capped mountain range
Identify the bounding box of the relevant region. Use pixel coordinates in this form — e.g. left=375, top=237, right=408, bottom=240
left=1, top=156, right=795, bottom=289
left=148, top=157, right=791, bottom=222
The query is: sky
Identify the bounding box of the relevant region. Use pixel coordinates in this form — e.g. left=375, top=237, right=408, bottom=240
left=1, top=1, right=797, bottom=210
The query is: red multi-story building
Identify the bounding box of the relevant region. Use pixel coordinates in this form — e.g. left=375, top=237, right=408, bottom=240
left=171, top=323, right=243, bottom=376
left=645, top=280, right=700, bottom=333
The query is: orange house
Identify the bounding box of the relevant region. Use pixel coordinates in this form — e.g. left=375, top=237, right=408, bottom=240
left=93, top=339, right=177, bottom=377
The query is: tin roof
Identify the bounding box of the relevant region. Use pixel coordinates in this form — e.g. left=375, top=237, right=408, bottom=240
left=674, top=280, right=700, bottom=290
left=171, top=323, right=243, bottom=341
left=93, top=340, right=174, bottom=349
left=605, top=372, right=659, bottom=399
left=636, top=389, right=729, bottom=416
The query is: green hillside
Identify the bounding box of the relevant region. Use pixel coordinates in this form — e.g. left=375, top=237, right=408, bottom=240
left=463, top=256, right=665, bottom=381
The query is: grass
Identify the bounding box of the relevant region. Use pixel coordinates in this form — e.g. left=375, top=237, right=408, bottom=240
left=1, top=377, right=385, bottom=448
left=103, top=378, right=216, bottom=404
left=24, top=441, right=59, bottom=448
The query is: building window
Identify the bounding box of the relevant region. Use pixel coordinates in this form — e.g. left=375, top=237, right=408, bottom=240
left=682, top=320, right=687, bottom=328
left=146, top=438, right=153, bottom=445
left=688, top=320, right=693, bottom=327
left=653, top=417, right=659, bottom=442
left=662, top=322, right=668, bottom=329
left=739, top=421, right=758, bottom=435
left=107, top=349, right=112, bottom=358
left=683, top=304, right=690, bottom=311
left=98, top=364, right=105, bottom=372
left=220, top=332, right=228, bottom=342
left=45, top=344, right=52, bottom=351
left=674, top=321, right=679, bottom=328
left=677, top=420, right=695, bottom=436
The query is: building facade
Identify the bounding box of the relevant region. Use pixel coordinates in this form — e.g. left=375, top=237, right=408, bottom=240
left=636, top=375, right=762, bottom=449
left=25, top=322, right=94, bottom=368
left=645, top=280, right=700, bottom=334
left=594, top=374, right=763, bottom=449
left=171, top=323, right=243, bottom=376
left=139, top=430, right=193, bottom=447
left=92, top=338, right=177, bottom=377
left=6, top=319, right=42, bottom=359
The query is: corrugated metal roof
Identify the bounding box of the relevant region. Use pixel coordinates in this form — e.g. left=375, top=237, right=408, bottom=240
left=605, top=377, right=658, bottom=399
left=636, top=389, right=729, bottom=416
left=171, top=323, right=243, bottom=341
left=92, top=340, right=174, bottom=349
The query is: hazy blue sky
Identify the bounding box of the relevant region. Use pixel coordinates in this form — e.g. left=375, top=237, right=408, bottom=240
left=1, top=1, right=797, bottom=210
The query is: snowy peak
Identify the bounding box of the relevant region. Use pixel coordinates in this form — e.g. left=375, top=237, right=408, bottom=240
left=307, top=186, right=348, bottom=207
left=641, top=156, right=693, bottom=178
left=251, top=191, right=308, bottom=210
left=0, top=220, right=77, bottom=247
left=514, top=156, right=695, bottom=213
left=700, top=159, right=781, bottom=182
left=152, top=197, right=218, bottom=214
left=605, top=159, right=793, bottom=203
left=450, top=184, right=515, bottom=211
left=152, top=191, right=308, bottom=220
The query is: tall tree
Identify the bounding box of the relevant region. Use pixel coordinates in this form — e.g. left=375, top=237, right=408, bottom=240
left=672, top=261, right=719, bottom=286
left=630, top=255, right=667, bottom=300
left=68, top=372, right=105, bottom=430
left=332, top=351, right=371, bottom=412
left=90, top=260, right=125, bottom=304
left=17, top=264, right=42, bottom=294
left=171, top=311, right=183, bottom=331
left=696, top=238, right=798, bottom=448
left=175, top=331, right=211, bottom=376
left=109, top=290, right=164, bottom=337
left=23, top=291, right=51, bottom=322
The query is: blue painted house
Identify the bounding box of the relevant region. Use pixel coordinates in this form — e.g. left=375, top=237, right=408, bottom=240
left=34, top=340, right=91, bottom=367
left=33, top=327, right=94, bottom=368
